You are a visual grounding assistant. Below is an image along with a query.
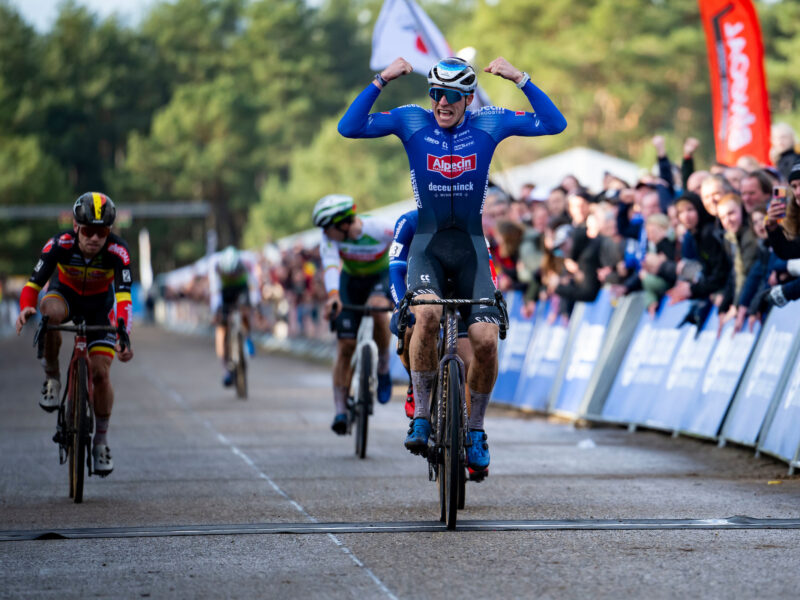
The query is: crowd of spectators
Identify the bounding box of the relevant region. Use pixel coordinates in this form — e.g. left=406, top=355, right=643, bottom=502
left=161, top=122, right=800, bottom=339
left=483, top=125, right=800, bottom=333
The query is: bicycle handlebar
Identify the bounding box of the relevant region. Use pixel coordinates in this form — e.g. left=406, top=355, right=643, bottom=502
left=395, top=290, right=509, bottom=355
left=34, top=316, right=131, bottom=359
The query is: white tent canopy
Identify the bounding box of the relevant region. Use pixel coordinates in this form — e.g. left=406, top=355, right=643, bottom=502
left=494, top=146, right=642, bottom=200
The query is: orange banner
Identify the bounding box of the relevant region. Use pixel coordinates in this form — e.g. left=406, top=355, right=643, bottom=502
left=699, top=0, right=771, bottom=166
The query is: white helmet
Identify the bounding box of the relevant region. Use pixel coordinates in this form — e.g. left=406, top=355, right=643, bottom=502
left=312, top=194, right=355, bottom=228
left=427, top=57, right=477, bottom=93
left=218, top=246, right=241, bottom=275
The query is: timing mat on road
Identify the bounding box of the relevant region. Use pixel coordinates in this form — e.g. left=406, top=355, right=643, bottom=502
left=3, top=516, right=800, bottom=541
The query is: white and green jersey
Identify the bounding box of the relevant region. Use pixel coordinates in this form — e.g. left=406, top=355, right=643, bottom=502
left=320, top=214, right=394, bottom=293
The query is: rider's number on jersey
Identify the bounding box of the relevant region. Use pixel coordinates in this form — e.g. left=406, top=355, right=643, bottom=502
left=389, top=241, right=403, bottom=259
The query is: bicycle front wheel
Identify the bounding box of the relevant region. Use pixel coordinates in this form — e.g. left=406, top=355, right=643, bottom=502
left=69, top=358, right=89, bottom=504
left=444, top=360, right=463, bottom=530
left=235, top=332, right=247, bottom=400
left=355, top=344, right=371, bottom=459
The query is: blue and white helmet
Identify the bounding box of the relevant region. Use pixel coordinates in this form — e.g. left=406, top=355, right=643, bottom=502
left=427, top=57, right=477, bottom=93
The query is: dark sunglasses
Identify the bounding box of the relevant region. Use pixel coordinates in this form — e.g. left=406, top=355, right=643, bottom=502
left=80, top=225, right=110, bottom=239
left=428, top=87, right=467, bottom=104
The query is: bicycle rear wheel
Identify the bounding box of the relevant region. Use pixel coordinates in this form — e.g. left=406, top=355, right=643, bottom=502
left=443, top=360, right=462, bottom=530
left=234, top=332, right=247, bottom=399
left=69, top=358, right=89, bottom=504
left=355, top=345, right=371, bottom=459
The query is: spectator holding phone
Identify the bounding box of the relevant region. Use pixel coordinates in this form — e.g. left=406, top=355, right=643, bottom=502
left=765, top=164, right=800, bottom=260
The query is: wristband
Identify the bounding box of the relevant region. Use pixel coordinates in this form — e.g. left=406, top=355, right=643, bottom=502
left=374, top=73, right=388, bottom=88
left=769, top=285, right=788, bottom=308
left=516, top=72, right=530, bottom=89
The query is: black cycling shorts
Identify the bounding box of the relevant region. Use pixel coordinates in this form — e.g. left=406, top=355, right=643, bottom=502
left=406, top=228, right=500, bottom=328
left=218, top=284, right=249, bottom=319
left=42, top=286, right=117, bottom=356
left=333, top=269, right=391, bottom=340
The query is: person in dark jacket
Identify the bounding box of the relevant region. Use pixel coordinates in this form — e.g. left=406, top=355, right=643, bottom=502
left=664, top=192, right=732, bottom=304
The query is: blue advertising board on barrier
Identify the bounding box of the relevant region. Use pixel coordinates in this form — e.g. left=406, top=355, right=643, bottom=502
left=642, top=310, right=713, bottom=432
left=601, top=300, right=690, bottom=425
left=512, top=301, right=568, bottom=412
left=492, top=292, right=534, bottom=405
left=759, top=357, right=800, bottom=467
left=680, top=319, right=759, bottom=438
left=720, top=302, right=800, bottom=447
left=551, top=289, right=614, bottom=416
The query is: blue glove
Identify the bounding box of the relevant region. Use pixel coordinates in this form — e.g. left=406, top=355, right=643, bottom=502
left=390, top=309, right=415, bottom=336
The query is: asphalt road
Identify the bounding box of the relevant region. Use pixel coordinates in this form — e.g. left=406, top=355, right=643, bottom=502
left=2, top=325, right=799, bottom=599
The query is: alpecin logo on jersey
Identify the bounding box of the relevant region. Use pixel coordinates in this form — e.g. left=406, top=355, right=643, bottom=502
left=427, top=154, right=477, bottom=179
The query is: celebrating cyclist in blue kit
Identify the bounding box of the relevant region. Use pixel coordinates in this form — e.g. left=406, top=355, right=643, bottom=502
left=339, top=56, right=566, bottom=478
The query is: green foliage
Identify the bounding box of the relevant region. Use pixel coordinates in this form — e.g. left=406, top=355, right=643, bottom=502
left=244, top=115, right=412, bottom=245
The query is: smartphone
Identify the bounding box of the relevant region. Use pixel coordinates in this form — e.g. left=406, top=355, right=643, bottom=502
left=771, top=185, right=787, bottom=224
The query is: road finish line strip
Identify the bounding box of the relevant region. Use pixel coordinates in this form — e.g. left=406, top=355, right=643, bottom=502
left=3, top=516, right=800, bottom=542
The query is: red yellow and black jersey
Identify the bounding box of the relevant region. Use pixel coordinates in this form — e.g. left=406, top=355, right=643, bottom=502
left=20, top=230, right=133, bottom=333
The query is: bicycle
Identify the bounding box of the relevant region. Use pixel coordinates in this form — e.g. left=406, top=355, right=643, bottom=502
left=330, top=303, right=392, bottom=459
left=225, top=305, right=248, bottom=400
left=396, top=289, right=508, bottom=529
left=33, top=315, right=130, bottom=504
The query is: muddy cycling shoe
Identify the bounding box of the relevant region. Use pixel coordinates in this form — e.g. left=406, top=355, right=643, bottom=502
left=92, top=444, right=114, bottom=476
left=404, top=418, right=431, bottom=455
left=466, top=429, right=490, bottom=477
left=404, top=384, right=415, bottom=420
left=222, top=370, right=234, bottom=387
left=39, top=377, right=61, bottom=412
left=377, top=373, right=392, bottom=404
left=331, top=413, right=348, bottom=436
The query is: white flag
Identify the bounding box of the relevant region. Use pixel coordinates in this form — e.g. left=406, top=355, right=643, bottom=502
left=370, top=0, right=451, bottom=74
left=370, top=0, right=491, bottom=109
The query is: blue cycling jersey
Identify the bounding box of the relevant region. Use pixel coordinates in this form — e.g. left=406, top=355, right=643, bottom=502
left=388, top=210, right=418, bottom=305
left=338, top=80, right=566, bottom=237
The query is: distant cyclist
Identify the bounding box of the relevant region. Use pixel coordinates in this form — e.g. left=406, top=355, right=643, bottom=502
left=339, top=55, right=566, bottom=477
left=312, top=194, right=395, bottom=434
left=208, top=246, right=261, bottom=387
left=15, top=193, right=134, bottom=476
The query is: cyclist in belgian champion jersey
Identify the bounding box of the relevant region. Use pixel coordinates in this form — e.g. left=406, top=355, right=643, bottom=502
left=339, top=56, right=566, bottom=477
left=312, top=194, right=396, bottom=434
left=15, top=193, right=134, bottom=476
left=208, top=246, right=261, bottom=387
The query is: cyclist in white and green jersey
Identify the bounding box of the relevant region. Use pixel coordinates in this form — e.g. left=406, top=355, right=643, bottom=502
left=313, top=194, right=395, bottom=434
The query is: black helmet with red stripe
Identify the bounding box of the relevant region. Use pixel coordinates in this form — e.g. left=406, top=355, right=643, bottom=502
left=73, top=192, right=116, bottom=227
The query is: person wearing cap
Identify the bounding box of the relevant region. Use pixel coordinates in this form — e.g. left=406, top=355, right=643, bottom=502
left=15, top=192, right=134, bottom=477
left=338, top=54, right=566, bottom=478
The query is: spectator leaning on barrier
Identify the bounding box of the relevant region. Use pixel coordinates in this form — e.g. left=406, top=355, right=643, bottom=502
left=717, top=194, right=760, bottom=324
left=665, top=192, right=732, bottom=305
left=639, top=213, right=678, bottom=313
left=518, top=202, right=549, bottom=315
